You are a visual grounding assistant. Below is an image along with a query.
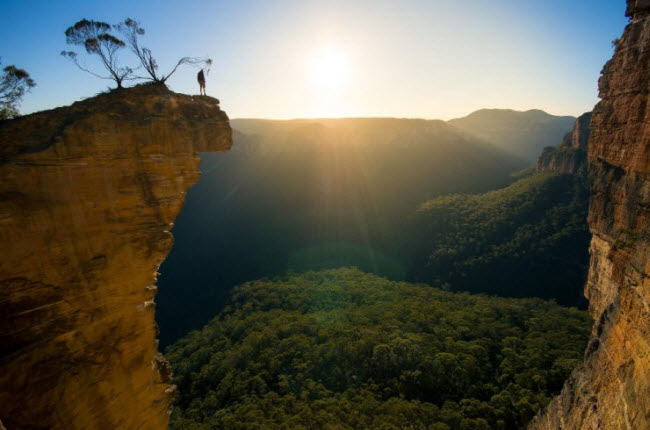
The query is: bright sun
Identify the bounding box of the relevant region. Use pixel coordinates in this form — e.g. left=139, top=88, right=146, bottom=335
left=309, top=48, right=350, bottom=90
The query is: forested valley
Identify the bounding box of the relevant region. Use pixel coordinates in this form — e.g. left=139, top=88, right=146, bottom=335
left=157, top=114, right=584, bottom=345
left=157, top=113, right=593, bottom=429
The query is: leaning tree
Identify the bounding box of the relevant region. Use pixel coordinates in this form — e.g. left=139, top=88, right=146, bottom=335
left=0, top=59, right=36, bottom=119
left=61, top=19, right=135, bottom=88
left=117, top=18, right=212, bottom=84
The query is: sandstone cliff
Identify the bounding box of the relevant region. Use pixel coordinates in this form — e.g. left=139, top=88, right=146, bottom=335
left=537, top=112, right=591, bottom=177
left=0, top=84, right=232, bottom=429
left=530, top=2, right=650, bottom=429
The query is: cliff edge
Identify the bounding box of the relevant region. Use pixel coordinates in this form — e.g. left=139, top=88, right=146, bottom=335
left=537, top=112, right=591, bottom=178
left=0, top=84, right=232, bottom=429
left=530, top=2, right=650, bottom=428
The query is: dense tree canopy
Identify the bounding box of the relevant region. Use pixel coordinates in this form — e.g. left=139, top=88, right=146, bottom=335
left=166, top=268, right=590, bottom=430
left=410, top=171, right=590, bottom=306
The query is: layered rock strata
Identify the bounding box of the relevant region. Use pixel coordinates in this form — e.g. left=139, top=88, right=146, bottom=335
left=530, top=2, right=650, bottom=429
left=0, top=84, right=232, bottom=429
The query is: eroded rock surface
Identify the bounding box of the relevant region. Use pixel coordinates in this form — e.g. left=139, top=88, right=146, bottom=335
left=530, top=3, right=650, bottom=429
left=537, top=112, right=591, bottom=177
left=0, top=84, right=232, bottom=429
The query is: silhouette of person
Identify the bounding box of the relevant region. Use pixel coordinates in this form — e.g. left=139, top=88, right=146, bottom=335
left=197, top=69, right=206, bottom=96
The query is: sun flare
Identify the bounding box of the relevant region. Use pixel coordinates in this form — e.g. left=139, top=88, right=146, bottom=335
left=308, top=48, right=350, bottom=90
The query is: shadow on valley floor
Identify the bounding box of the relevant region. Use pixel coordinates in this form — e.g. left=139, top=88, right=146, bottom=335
left=156, top=116, right=587, bottom=347
left=156, top=118, right=526, bottom=346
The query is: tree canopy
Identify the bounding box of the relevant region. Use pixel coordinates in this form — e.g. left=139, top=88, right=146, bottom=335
left=409, top=171, right=590, bottom=306
left=166, top=268, right=591, bottom=430
left=0, top=60, right=35, bottom=119
left=61, top=19, right=134, bottom=88
left=61, top=17, right=212, bottom=89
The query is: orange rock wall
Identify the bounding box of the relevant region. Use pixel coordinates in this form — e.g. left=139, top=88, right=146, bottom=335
left=530, top=3, right=650, bottom=429
left=0, top=85, right=232, bottom=429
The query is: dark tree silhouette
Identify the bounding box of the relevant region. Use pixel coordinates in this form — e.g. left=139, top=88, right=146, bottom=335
left=61, top=19, right=134, bottom=88
left=0, top=59, right=36, bottom=119
left=117, top=18, right=212, bottom=84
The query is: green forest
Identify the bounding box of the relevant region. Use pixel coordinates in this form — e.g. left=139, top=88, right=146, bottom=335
left=157, top=117, right=594, bottom=429
left=156, top=119, right=525, bottom=345
left=166, top=268, right=591, bottom=430
left=410, top=171, right=590, bottom=306
left=156, top=118, right=590, bottom=346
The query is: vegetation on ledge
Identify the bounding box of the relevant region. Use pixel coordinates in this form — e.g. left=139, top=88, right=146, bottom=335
left=166, top=268, right=590, bottom=430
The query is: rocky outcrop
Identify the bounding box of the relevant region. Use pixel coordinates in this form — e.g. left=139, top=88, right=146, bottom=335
left=0, top=84, right=232, bottom=429
left=537, top=112, right=592, bottom=177
left=529, top=2, right=650, bottom=429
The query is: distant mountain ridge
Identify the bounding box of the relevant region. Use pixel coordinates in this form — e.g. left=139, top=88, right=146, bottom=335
left=232, top=109, right=575, bottom=164
left=410, top=112, right=592, bottom=307
left=231, top=117, right=457, bottom=147
left=448, top=108, right=575, bottom=163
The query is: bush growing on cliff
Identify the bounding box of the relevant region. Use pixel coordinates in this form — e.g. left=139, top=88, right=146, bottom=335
left=0, top=59, right=35, bottom=119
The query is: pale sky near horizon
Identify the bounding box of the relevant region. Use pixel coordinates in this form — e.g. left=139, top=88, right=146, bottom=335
left=0, top=0, right=628, bottom=120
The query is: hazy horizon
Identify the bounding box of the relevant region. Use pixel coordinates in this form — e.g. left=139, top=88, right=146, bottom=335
left=230, top=107, right=579, bottom=122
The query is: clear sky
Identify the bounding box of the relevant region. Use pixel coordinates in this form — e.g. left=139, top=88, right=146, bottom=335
left=0, top=0, right=628, bottom=120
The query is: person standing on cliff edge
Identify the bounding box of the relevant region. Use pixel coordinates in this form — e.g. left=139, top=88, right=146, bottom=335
left=197, top=69, right=206, bottom=96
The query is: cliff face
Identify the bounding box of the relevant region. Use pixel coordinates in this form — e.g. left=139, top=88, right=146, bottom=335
left=537, top=112, right=592, bottom=177
left=530, top=3, right=650, bottom=429
left=0, top=85, right=232, bottom=429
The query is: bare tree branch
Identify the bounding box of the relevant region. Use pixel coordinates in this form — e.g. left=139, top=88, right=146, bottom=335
left=117, top=18, right=212, bottom=84
left=163, top=57, right=212, bottom=82
left=61, top=51, right=114, bottom=80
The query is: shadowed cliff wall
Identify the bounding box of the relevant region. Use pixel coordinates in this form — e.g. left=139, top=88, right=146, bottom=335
left=530, top=2, right=650, bottom=428
left=0, top=84, right=232, bottom=429
left=537, top=112, right=592, bottom=178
